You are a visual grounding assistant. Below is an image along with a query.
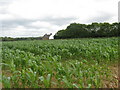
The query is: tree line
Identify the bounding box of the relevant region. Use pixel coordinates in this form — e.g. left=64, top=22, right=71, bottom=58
left=54, top=22, right=119, bottom=39
left=1, top=37, right=42, bottom=41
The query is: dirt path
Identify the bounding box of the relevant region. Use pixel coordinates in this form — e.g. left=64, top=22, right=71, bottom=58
left=103, top=64, right=119, bottom=88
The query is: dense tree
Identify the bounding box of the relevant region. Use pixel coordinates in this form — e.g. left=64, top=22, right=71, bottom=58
left=54, top=22, right=119, bottom=39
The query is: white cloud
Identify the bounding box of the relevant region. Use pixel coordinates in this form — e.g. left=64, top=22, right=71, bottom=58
left=7, top=0, right=118, bottom=20
left=31, top=21, right=51, bottom=28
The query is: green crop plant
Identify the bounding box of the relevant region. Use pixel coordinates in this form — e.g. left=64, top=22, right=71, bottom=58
left=1, top=37, right=118, bottom=88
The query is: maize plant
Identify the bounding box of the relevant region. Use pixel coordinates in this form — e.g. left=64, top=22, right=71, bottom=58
left=1, top=37, right=118, bottom=88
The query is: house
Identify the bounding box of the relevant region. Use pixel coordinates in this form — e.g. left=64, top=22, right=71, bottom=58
left=42, top=33, right=52, bottom=40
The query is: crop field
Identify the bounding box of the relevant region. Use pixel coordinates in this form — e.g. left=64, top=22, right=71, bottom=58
left=0, top=37, right=118, bottom=88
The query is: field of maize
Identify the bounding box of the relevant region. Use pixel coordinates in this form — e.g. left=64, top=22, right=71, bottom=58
left=0, top=37, right=118, bottom=88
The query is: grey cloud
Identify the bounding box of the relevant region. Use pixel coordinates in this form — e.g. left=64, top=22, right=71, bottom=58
left=41, top=17, right=77, bottom=26
left=85, top=12, right=114, bottom=23
left=0, top=0, right=16, bottom=14
left=93, top=0, right=109, bottom=2
left=0, top=0, right=15, bottom=5
left=2, top=16, right=77, bottom=30
left=0, top=1, right=9, bottom=6
left=0, top=9, right=7, bottom=14
left=2, top=19, right=32, bottom=30
left=2, top=19, right=43, bottom=30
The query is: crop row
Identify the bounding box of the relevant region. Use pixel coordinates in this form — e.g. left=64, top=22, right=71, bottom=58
left=1, top=47, right=114, bottom=88
left=1, top=37, right=118, bottom=88
left=2, top=37, right=118, bottom=62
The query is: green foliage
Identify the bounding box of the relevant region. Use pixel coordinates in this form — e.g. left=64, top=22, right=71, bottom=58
left=54, top=22, right=119, bottom=39
left=1, top=37, right=118, bottom=88
left=1, top=37, right=42, bottom=41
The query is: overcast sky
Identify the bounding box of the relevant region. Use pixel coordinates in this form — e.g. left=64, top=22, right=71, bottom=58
left=0, top=0, right=119, bottom=38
